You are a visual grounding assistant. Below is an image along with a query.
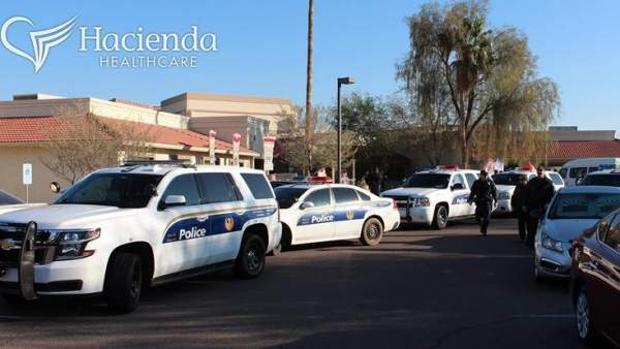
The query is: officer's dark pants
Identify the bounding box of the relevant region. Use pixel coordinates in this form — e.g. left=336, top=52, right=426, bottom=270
left=517, top=210, right=527, bottom=242
left=526, top=213, right=539, bottom=247
left=475, top=201, right=492, bottom=235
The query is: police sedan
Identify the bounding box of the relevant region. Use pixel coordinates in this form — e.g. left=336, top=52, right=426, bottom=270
left=273, top=184, right=400, bottom=253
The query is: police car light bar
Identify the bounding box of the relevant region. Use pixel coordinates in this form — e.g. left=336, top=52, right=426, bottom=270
left=438, top=164, right=459, bottom=171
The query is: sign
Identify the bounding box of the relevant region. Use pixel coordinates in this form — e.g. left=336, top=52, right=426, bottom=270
left=232, top=133, right=241, bottom=167
left=209, top=130, right=217, bottom=165
left=262, top=136, right=276, bottom=172
left=23, top=163, right=32, bottom=185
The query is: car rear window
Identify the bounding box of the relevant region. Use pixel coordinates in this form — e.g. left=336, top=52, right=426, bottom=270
left=241, top=173, right=274, bottom=199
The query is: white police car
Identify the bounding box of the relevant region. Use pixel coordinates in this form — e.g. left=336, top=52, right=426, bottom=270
left=0, top=161, right=281, bottom=313
left=381, top=166, right=479, bottom=229
left=494, top=168, right=564, bottom=214
left=273, top=184, right=400, bottom=252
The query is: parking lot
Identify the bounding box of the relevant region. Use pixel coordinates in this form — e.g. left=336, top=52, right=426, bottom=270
left=0, top=219, right=593, bottom=349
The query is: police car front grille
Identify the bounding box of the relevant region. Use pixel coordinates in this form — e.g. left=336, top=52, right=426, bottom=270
left=0, top=223, right=55, bottom=265
left=383, top=196, right=412, bottom=208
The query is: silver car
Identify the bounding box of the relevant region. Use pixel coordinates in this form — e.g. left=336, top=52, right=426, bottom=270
left=534, top=185, right=620, bottom=280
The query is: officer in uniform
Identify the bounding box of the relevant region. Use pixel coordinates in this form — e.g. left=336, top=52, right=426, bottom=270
left=511, top=175, right=528, bottom=242
left=524, top=166, right=555, bottom=247
left=468, top=170, right=497, bottom=236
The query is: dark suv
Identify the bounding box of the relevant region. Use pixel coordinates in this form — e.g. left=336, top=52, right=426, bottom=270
left=570, top=207, right=620, bottom=346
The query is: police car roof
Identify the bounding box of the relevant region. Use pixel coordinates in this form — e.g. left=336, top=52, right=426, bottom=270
left=559, top=185, right=620, bottom=194
left=587, top=169, right=620, bottom=176
left=276, top=183, right=361, bottom=190
left=94, top=164, right=266, bottom=176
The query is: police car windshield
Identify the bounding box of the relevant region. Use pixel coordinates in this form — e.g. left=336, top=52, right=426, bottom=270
left=548, top=192, right=620, bottom=220
left=274, top=187, right=308, bottom=209
left=405, top=174, right=450, bottom=189
left=55, top=173, right=164, bottom=208
left=582, top=175, right=620, bottom=187
left=492, top=173, right=524, bottom=186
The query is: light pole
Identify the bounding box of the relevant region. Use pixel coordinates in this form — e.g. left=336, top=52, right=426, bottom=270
left=336, top=76, right=355, bottom=183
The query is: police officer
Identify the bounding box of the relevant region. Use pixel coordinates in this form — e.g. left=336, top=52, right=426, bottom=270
left=468, top=170, right=497, bottom=236
left=511, top=175, right=528, bottom=242
left=524, top=165, right=555, bottom=247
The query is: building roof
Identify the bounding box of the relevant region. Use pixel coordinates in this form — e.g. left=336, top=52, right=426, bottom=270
left=546, top=140, right=620, bottom=161
left=0, top=115, right=256, bottom=155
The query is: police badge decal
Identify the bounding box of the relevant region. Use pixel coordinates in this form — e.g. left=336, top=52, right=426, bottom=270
left=346, top=210, right=355, bottom=220
left=224, top=217, right=235, bottom=232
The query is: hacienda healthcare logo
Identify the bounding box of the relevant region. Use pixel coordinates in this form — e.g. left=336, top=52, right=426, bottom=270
left=0, top=15, right=218, bottom=73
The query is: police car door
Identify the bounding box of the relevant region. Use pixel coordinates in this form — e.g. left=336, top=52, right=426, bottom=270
left=295, top=188, right=335, bottom=243
left=195, top=172, right=246, bottom=264
left=463, top=172, right=478, bottom=216
left=157, top=174, right=210, bottom=275
left=332, top=187, right=365, bottom=239
left=449, top=173, right=469, bottom=217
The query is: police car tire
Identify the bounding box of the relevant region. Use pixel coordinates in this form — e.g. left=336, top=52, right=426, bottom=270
left=432, top=205, right=448, bottom=230
left=104, top=252, right=143, bottom=314
left=360, top=218, right=383, bottom=246
left=234, top=234, right=266, bottom=279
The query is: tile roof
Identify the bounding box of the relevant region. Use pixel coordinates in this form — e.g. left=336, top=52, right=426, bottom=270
left=0, top=116, right=254, bottom=154
left=546, top=140, right=620, bottom=160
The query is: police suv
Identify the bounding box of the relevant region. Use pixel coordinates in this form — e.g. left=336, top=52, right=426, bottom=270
left=381, top=166, right=479, bottom=229
left=493, top=168, right=564, bottom=214
left=273, top=184, right=400, bottom=252
left=0, top=162, right=281, bottom=313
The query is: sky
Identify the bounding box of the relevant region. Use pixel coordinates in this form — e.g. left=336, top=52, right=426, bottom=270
left=0, top=0, right=618, bottom=132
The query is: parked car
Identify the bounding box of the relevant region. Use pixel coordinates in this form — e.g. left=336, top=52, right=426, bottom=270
left=274, top=184, right=399, bottom=253
left=494, top=168, right=564, bottom=214
left=0, top=162, right=281, bottom=313
left=0, top=190, right=46, bottom=215
left=560, top=158, right=620, bottom=186
left=570, top=207, right=620, bottom=345
left=580, top=169, right=620, bottom=187
left=381, top=166, right=479, bottom=229
left=534, top=186, right=620, bottom=281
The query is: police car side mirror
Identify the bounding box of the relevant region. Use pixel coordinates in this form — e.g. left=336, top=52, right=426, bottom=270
left=163, top=195, right=187, bottom=208
left=300, top=201, right=315, bottom=210
left=50, top=182, right=61, bottom=194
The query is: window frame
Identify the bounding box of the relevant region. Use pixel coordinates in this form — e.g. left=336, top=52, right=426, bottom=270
left=601, top=214, right=620, bottom=255
left=332, top=187, right=361, bottom=205
left=158, top=173, right=203, bottom=209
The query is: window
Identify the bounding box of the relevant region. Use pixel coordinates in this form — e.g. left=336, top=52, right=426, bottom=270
left=356, top=190, right=371, bottom=201
left=304, top=189, right=331, bottom=208
left=57, top=173, right=163, bottom=208
left=196, top=173, right=242, bottom=203
left=559, top=168, right=568, bottom=179
left=241, top=173, right=274, bottom=199
left=582, top=174, right=620, bottom=187
left=465, top=173, right=477, bottom=188
left=274, top=187, right=308, bottom=208
left=548, top=193, right=620, bottom=220
left=161, top=174, right=201, bottom=206
left=333, top=187, right=359, bottom=204
left=451, top=174, right=465, bottom=188
left=405, top=174, right=450, bottom=189
left=569, top=167, right=587, bottom=179
left=548, top=173, right=564, bottom=186
left=0, top=191, right=22, bottom=205
left=603, top=215, right=620, bottom=253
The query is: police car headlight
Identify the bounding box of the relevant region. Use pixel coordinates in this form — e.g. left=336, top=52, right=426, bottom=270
left=541, top=234, right=563, bottom=253
left=415, top=197, right=431, bottom=207
left=55, top=228, right=100, bottom=260
left=498, top=191, right=511, bottom=200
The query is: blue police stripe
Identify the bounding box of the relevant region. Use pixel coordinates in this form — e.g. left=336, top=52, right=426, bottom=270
left=297, top=208, right=367, bottom=226
left=163, top=207, right=277, bottom=243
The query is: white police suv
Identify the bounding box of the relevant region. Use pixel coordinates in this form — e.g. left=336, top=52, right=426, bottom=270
left=0, top=161, right=281, bottom=313
left=273, top=184, right=400, bottom=252
left=494, top=168, right=564, bottom=214
left=381, top=166, right=479, bottom=229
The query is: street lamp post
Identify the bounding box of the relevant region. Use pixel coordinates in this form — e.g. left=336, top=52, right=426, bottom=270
left=336, top=76, right=355, bottom=183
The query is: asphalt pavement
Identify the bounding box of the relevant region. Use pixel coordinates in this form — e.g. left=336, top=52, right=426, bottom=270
left=0, top=218, right=598, bottom=348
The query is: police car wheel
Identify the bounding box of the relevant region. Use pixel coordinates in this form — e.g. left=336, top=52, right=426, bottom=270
left=360, top=218, right=383, bottom=246
left=234, top=234, right=266, bottom=279
left=432, top=205, right=448, bottom=230
left=104, top=252, right=143, bottom=314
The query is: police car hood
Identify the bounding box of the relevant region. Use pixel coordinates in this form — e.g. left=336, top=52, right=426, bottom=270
left=0, top=204, right=131, bottom=227
left=382, top=187, right=441, bottom=198
left=0, top=203, right=47, bottom=215
left=541, top=218, right=598, bottom=242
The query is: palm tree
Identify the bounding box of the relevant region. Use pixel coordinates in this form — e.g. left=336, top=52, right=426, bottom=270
left=304, top=0, right=314, bottom=175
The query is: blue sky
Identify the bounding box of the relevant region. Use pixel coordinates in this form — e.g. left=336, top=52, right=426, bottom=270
left=0, top=0, right=618, bottom=132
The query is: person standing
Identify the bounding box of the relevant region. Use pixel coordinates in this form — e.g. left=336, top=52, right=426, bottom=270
left=524, top=166, right=555, bottom=247
left=511, top=175, right=528, bottom=242
left=468, top=170, right=497, bottom=236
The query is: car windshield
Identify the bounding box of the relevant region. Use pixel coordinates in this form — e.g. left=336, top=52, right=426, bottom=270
left=405, top=174, right=451, bottom=189
left=548, top=192, right=620, bottom=219
left=0, top=191, right=23, bottom=205
left=274, top=187, right=308, bottom=209
left=492, top=173, right=525, bottom=186
left=582, top=175, right=620, bottom=187
left=55, top=173, right=164, bottom=208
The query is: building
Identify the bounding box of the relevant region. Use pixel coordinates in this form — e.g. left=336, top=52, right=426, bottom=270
left=0, top=93, right=261, bottom=203
left=160, top=92, right=295, bottom=169
left=545, top=126, right=620, bottom=166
